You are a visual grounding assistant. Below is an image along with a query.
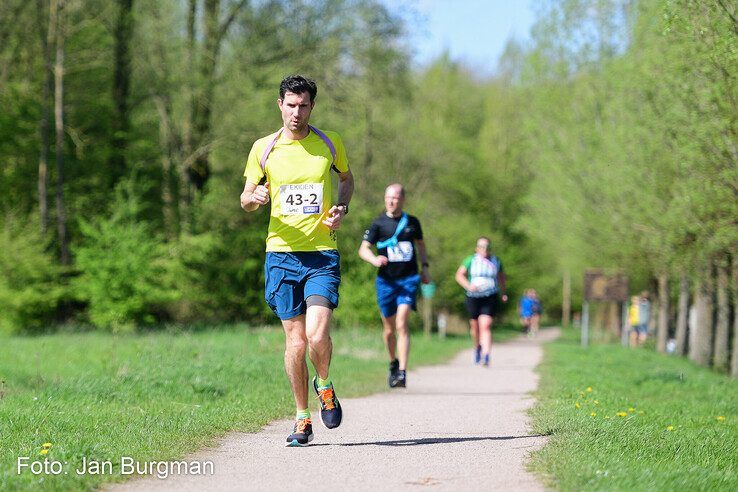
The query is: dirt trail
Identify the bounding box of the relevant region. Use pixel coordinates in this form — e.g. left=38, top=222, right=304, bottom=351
left=111, top=328, right=559, bottom=491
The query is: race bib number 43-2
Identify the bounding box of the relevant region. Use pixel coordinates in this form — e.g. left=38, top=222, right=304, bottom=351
left=279, top=183, right=323, bottom=215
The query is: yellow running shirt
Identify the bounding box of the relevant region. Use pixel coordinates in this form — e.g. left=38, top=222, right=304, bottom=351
left=243, top=128, right=349, bottom=252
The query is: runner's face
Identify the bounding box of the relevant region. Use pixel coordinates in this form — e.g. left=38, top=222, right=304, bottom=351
left=278, top=91, right=314, bottom=133
left=476, top=240, right=490, bottom=257
left=384, top=187, right=404, bottom=215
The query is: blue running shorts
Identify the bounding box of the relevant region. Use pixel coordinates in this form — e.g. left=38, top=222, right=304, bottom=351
left=375, top=274, right=421, bottom=318
left=264, top=251, right=341, bottom=320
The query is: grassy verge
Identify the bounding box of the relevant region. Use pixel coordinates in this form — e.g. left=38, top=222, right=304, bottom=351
left=0, top=323, right=519, bottom=490
left=530, top=328, right=738, bottom=490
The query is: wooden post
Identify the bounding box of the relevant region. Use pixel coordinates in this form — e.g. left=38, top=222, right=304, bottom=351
left=675, top=274, right=689, bottom=356
left=423, top=297, right=432, bottom=338
left=563, top=270, right=571, bottom=327
left=657, top=273, right=669, bottom=353
left=581, top=301, right=589, bottom=347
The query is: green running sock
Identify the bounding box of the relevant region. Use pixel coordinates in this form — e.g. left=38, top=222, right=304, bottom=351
left=317, top=376, right=332, bottom=388
left=296, top=409, right=310, bottom=420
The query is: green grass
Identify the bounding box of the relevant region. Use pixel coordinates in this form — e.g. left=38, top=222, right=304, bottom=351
left=0, top=323, right=520, bottom=490
left=530, top=328, right=738, bottom=491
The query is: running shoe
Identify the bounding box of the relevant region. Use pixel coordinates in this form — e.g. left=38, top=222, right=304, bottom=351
left=394, top=369, right=407, bottom=388
left=285, top=418, right=313, bottom=447
left=312, top=377, right=342, bottom=429
left=474, top=345, right=482, bottom=364
left=482, top=354, right=490, bottom=367
left=388, top=359, right=400, bottom=387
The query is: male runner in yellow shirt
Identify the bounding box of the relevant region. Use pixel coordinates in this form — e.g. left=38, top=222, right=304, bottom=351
left=240, top=75, right=354, bottom=446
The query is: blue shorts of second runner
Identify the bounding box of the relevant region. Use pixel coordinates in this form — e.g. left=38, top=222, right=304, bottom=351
left=375, top=274, right=420, bottom=318
left=264, top=251, right=340, bottom=320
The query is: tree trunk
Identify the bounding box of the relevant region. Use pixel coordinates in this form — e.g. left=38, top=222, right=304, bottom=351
left=647, top=280, right=657, bottom=334
left=154, top=96, right=177, bottom=240
left=688, top=276, right=713, bottom=367
left=713, top=260, right=730, bottom=370
left=187, top=0, right=219, bottom=191
left=186, top=0, right=247, bottom=192
left=608, top=301, right=620, bottom=338
left=52, top=0, right=69, bottom=265
left=562, top=269, right=571, bottom=326
left=730, top=258, right=738, bottom=377
left=179, top=0, right=197, bottom=232
left=657, top=273, right=669, bottom=353
left=110, top=0, right=134, bottom=187
left=675, top=273, right=689, bottom=356
left=37, top=0, right=52, bottom=234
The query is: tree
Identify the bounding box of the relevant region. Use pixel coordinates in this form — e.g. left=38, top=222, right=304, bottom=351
left=675, top=273, right=689, bottom=356
left=36, top=0, right=52, bottom=234
left=51, top=0, right=69, bottom=265
left=109, top=0, right=134, bottom=187
left=689, top=277, right=713, bottom=367
left=656, top=273, right=669, bottom=353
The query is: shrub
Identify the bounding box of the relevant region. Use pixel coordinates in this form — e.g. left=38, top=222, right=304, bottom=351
left=0, top=215, right=66, bottom=334
left=74, top=182, right=178, bottom=331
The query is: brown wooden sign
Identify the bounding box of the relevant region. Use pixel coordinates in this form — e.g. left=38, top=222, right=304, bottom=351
left=584, top=270, right=629, bottom=302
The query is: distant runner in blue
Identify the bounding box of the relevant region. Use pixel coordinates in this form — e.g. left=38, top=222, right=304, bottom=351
left=359, top=184, right=431, bottom=388
left=519, top=289, right=542, bottom=338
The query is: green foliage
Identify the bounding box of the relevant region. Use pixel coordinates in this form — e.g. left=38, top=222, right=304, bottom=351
left=0, top=215, right=65, bottom=334
left=73, top=181, right=178, bottom=331
left=1, top=0, right=735, bottom=329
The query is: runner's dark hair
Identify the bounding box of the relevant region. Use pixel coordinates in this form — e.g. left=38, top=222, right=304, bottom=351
left=279, top=75, right=317, bottom=102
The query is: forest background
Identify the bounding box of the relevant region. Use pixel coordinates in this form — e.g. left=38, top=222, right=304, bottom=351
left=1, top=0, right=736, bottom=373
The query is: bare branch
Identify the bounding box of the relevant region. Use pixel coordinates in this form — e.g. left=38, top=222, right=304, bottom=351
left=217, top=0, right=248, bottom=44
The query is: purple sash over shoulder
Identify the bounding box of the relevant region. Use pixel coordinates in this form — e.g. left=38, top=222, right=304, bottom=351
left=259, top=125, right=337, bottom=173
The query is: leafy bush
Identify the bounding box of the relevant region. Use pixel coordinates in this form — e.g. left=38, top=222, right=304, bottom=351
left=0, top=215, right=66, bottom=334
left=74, top=182, right=178, bottom=331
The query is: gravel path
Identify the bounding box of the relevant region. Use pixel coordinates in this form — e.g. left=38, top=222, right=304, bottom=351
left=111, top=328, right=559, bottom=491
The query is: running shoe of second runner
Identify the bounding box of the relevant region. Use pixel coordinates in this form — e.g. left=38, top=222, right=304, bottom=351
left=312, top=377, right=343, bottom=429
left=474, top=345, right=482, bottom=364
left=394, top=369, right=406, bottom=388
left=285, top=418, right=313, bottom=447
left=388, top=358, right=400, bottom=387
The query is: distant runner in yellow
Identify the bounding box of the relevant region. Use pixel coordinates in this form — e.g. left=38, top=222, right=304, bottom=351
left=240, top=75, right=354, bottom=447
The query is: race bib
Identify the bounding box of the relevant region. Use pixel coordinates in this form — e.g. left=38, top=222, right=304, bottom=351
left=471, top=276, right=496, bottom=292
left=279, top=183, right=323, bottom=215
left=387, top=241, right=413, bottom=263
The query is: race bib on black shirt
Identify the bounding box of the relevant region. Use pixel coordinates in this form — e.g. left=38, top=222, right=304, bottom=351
left=363, top=214, right=423, bottom=279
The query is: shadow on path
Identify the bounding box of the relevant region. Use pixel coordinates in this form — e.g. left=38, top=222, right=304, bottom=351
left=312, top=434, right=550, bottom=447
left=396, top=391, right=529, bottom=397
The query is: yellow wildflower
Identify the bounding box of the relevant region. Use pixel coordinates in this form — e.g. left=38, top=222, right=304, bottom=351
left=39, top=449, right=48, bottom=455
left=575, top=402, right=581, bottom=409
left=42, top=443, right=52, bottom=449
left=716, top=416, right=726, bottom=421
left=628, top=407, right=636, bottom=413
left=590, top=412, right=597, bottom=417
left=616, top=412, right=627, bottom=417
left=666, top=425, right=675, bottom=431
left=594, top=400, right=600, bottom=405
left=586, top=387, right=593, bottom=392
